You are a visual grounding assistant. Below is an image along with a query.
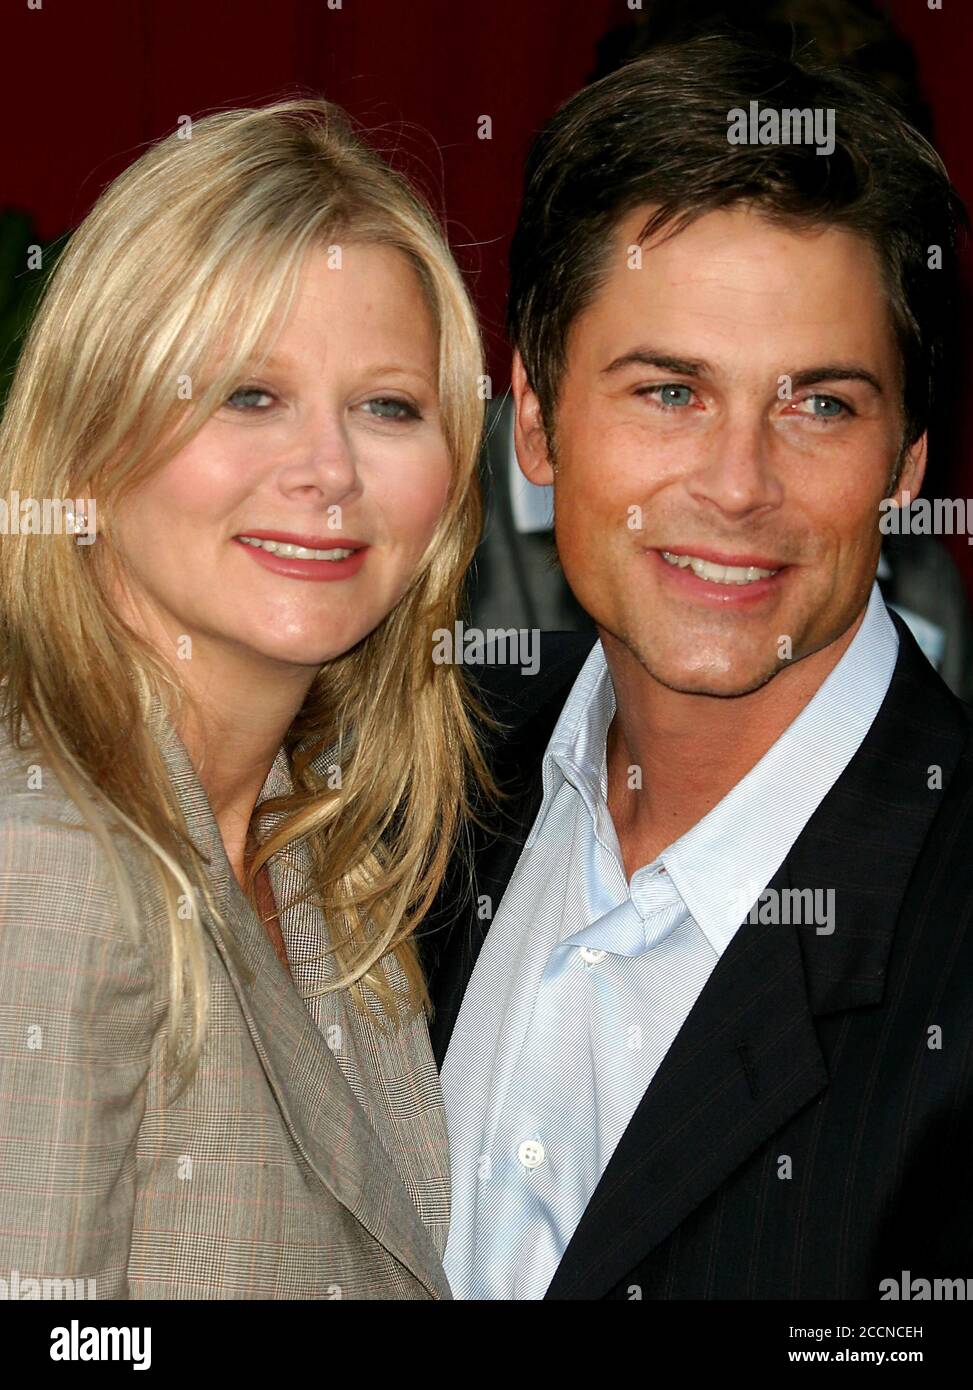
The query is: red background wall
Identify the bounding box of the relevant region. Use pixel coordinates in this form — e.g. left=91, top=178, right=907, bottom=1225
left=3, top=0, right=971, bottom=583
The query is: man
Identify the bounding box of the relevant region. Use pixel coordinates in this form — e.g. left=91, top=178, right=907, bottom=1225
left=424, top=36, right=973, bottom=1299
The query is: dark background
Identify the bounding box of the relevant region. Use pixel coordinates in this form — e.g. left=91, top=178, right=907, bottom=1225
left=3, top=0, right=972, bottom=587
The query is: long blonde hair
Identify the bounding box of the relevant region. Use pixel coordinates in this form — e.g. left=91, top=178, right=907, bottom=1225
left=0, top=98, right=497, bottom=1094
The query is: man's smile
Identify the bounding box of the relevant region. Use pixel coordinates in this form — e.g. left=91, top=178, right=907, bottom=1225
left=647, top=545, right=792, bottom=606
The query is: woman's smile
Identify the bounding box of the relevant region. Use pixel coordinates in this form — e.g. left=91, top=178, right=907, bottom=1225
left=233, top=530, right=370, bottom=582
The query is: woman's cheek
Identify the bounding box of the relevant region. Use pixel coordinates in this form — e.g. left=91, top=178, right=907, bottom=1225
left=385, top=448, right=452, bottom=551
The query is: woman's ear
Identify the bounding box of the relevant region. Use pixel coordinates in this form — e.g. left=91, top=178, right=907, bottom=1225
left=511, top=350, right=556, bottom=486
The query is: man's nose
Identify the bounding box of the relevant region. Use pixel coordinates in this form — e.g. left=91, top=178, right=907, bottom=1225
left=686, top=413, right=783, bottom=519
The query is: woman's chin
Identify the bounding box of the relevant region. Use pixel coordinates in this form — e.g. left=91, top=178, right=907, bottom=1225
left=217, top=622, right=367, bottom=669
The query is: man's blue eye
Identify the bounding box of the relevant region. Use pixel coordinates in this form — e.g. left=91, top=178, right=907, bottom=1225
left=806, top=395, right=845, bottom=417
left=639, top=384, right=694, bottom=409
left=225, top=386, right=274, bottom=410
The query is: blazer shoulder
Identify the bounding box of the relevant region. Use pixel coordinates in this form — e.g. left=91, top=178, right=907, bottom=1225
left=463, top=629, right=597, bottom=729
left=0, top=799, right=150, bottom=954
left=0, top=721, right=165, bottom=963
left=0, top=802, right=164, bottom=1296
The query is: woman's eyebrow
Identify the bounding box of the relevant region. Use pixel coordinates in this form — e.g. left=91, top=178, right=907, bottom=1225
left=364, top=363, right=436, bottom=385
left=230, top=350, right=294, bottom=377
left=244, top=354, right=434, bottom=387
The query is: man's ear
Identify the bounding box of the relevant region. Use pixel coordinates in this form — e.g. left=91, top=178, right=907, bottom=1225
left=889, top=430, right=927, bottom=505
left=511, top=349, right=556, bottom=486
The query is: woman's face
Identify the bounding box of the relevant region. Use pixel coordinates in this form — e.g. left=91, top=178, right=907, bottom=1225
left=109, top=243, right=452, bottom=680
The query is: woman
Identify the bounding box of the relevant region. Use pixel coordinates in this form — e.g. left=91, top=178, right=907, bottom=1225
left=0, top=99, right=495, bottom=1299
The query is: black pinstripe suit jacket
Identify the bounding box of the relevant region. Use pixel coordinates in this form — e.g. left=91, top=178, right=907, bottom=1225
left=425, top=610, right=973, bottom=1299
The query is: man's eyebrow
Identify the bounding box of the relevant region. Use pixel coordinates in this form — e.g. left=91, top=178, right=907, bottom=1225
left=601, top=348, right=710, bottom=377
left=788, top=364, right=884, bottom=394
left=601, top=348, right=884, bottom=395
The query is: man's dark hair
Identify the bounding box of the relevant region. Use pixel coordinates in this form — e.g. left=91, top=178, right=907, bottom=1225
left=507, top=34, right=967, bottom=453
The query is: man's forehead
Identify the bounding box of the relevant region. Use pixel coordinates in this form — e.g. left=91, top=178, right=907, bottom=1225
left=607, top=200, right=877, bottom=268
left=577, top=203, right=896, bottom=360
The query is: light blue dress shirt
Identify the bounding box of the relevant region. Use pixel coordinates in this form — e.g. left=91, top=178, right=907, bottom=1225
left=440, top=581, right=899, bottom=1299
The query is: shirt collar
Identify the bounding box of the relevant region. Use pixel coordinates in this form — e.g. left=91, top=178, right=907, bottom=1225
left=526, top=638, right=617, bottom=852
left=529, top=580, right=899, bottom=955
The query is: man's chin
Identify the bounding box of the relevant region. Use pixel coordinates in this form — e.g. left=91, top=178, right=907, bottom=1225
left=634, top=652, right=787, bottom=700
left=599, top=621, right=799, bottom=699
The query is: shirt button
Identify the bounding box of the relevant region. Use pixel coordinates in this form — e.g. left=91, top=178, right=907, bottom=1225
left=518, top=1139, right=546, bottom=1169
left=579, top=946, right=607, bottom=964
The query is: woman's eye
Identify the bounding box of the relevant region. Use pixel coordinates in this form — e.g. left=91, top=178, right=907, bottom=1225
left=225, top=386, right=275, bottom=411
left=362, top=396, right=421, bottom=422
left=636, top=383, right=696, bottom=410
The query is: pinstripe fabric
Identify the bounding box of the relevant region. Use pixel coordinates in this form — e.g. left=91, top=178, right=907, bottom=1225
left=428, top=608, right=973, bottom=1298
left=441, top=583, right=897, bottom=1299
left=0, top=703, right=451, bottom=1300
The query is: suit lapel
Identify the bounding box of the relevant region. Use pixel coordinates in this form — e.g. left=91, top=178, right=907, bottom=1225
left=155, top=713, right=450, bottom=1299
left=545, top=864, right=828, bottom=1298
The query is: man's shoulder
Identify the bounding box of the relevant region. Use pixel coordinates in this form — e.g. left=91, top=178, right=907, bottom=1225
left=461, top=629, right=597, bottom=730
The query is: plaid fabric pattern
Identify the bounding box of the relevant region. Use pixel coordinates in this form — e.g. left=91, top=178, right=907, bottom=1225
left=0, top=704, right=451, bottom=1300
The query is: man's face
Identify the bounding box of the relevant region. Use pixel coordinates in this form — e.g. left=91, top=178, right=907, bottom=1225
left=513, top=203, right=926, bottom=697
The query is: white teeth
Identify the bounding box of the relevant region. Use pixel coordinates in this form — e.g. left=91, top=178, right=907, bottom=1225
left=660, top=550, right=778, bottom=585
left=239, top=537, right=356, bottom=561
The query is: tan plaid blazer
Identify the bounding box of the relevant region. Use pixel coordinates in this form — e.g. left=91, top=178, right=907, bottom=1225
left=0, top=706, right=452, bottom=1299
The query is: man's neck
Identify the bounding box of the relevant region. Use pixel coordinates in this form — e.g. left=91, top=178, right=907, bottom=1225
left=601, top=613, right=866, bottom=880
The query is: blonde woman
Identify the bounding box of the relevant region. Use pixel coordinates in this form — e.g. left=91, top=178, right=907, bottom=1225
left=0, top=100, right=495, bottom=1299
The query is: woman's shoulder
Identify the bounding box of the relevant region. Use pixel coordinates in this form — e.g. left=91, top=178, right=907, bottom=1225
left=0, top=723, right=160, bottom=956
left=0, top=715, right=103, bottom=844
left=0, top=722, right=88, bottom=847
left=0, top=793, right=135, bottom=947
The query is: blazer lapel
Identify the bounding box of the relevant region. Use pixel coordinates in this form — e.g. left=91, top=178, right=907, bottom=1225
left=545, top=613, right=968, bottom=1297
left=154, top=713, right=450, bottom=1299
left=543, top=864, right=827, bottom=1298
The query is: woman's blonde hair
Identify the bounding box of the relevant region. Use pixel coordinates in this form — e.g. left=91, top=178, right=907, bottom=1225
left=0, top=97, right=498, bottom=1095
